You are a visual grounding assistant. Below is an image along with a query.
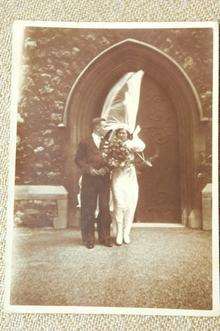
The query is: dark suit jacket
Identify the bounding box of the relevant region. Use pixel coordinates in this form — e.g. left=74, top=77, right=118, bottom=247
left=75, top=136, right=107, bottom=175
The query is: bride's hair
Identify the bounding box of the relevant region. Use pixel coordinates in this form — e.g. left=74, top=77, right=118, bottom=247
left=115, top=128, right=132, bottom=140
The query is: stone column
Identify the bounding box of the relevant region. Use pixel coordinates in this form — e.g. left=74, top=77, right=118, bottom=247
left=202, top=183, right=212, bottom=230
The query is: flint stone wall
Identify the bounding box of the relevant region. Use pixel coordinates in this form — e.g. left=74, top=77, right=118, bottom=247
left=16, top=28, right=212, bottom=187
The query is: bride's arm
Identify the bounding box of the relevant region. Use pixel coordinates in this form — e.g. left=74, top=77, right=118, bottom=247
left=124, top=125, right=145, bottom=152
left=124, top=136, right=145, bottom=152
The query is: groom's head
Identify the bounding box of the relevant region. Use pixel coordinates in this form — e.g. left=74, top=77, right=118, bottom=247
left=92, top=117, right=106, bottom=136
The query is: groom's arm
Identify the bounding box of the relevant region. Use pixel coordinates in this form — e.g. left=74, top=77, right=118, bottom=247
left=75, top=141, right=95, bottom=175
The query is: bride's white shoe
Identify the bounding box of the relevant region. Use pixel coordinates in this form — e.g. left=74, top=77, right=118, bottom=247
left=123, top=233, right=130, bottom=244
left=116, top=234, right=123, bottom=245
left=116, top=223, right=123, bottom=245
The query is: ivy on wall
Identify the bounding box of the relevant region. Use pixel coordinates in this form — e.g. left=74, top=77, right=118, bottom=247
left=16, top=27, right=213, bottom=185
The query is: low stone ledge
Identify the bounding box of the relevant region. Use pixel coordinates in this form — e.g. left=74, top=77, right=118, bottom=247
left=14, top=185, right=68, bottom=229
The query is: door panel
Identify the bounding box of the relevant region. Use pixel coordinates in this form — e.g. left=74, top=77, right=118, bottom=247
left=135, top=75, right=181, bottom=222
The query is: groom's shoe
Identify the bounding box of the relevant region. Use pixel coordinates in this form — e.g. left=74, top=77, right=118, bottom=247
left=85, top=241, right=95, bottom=249
left=99, top=237, right=113, bottom=247
left=104, top=238, right=113, bottom=247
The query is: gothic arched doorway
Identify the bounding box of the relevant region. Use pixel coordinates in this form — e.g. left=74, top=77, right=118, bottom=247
left=63, top=39, right=204, bottom=226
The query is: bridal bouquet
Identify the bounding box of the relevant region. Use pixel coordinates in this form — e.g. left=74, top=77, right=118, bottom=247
left=101, top=138, right=134, bottom=168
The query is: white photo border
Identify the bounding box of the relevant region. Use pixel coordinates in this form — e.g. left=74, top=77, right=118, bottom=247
left=4, top=20, right=220, bottom=317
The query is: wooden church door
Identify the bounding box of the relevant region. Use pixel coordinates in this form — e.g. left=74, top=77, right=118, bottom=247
left=135, top=74, right=181, bottom=223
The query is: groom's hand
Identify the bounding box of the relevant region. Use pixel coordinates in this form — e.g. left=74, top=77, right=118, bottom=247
left=89, top=167, right=99, bottom=176
left=89, top=167, right=109, bottom=176
left=95, top=167, right=109, bottom=176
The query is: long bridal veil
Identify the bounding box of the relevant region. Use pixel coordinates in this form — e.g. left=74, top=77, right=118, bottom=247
left=101, top=70, right=144, bottom=135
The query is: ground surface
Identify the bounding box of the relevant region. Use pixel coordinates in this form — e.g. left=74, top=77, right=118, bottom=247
left=10, top=227, right=212, bottom=309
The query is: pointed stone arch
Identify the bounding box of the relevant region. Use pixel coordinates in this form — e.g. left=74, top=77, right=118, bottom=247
left=63, top=38, right=206, bottom=227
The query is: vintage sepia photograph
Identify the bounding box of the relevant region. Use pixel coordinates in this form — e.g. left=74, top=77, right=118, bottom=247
left=5, top=21, right=219, bottom=316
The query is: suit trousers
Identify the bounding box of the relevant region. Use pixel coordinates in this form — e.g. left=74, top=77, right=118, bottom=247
left=80, top=173, right=111, bottom=243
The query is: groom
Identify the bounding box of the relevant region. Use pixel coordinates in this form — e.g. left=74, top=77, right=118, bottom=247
left=75, top=117, right=113, bottom=249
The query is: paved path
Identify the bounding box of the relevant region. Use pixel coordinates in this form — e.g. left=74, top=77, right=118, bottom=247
left=10, top=227, right=212, bottom=309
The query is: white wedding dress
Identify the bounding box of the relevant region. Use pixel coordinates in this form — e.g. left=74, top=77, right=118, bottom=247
left=111, top=136, right=145, bottom=244
left=100, top=69, right=145, bottom=244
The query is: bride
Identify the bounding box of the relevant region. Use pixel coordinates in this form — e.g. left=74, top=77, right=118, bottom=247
left=110, top=125, right=145, bottom=245
left=100, top=69, right=146, bottom=245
